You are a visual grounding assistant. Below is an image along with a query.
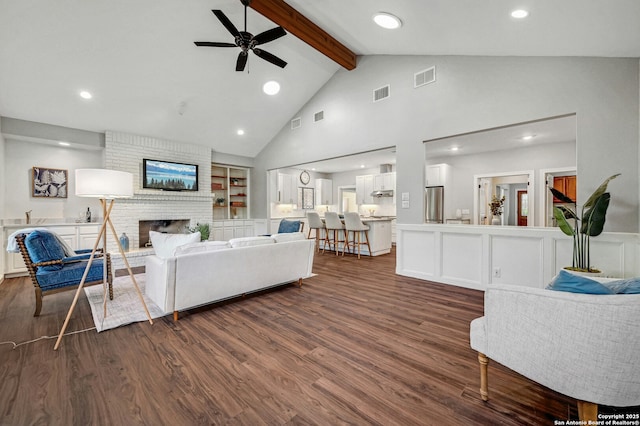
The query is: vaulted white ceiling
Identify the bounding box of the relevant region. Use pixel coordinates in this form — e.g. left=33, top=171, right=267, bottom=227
left=1, top=0, right=639, bottom=158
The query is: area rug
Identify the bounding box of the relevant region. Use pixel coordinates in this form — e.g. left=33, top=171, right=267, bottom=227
left=84, top=274, right=165, bottom=332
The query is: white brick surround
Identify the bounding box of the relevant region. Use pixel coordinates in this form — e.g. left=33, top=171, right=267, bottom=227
left=105, top=131, right=212, bottom=265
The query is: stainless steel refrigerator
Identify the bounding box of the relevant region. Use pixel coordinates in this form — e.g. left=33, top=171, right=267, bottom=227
left=425, top=186, right=444, bottom=223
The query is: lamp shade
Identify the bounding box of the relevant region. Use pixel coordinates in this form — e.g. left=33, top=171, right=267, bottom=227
left=75, top=169, right=133, bottom=198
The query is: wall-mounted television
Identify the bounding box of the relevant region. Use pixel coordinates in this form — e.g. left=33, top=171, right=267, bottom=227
left=143, top=159, right=199, bottom=191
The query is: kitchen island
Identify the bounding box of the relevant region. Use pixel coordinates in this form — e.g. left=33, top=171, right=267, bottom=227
left=322, top=216, right=393, bottom=257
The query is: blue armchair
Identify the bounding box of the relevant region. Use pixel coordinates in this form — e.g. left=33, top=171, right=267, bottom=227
left=15, top=230, right=113, bottom=316
left=277, top=219, right=304, bottom=233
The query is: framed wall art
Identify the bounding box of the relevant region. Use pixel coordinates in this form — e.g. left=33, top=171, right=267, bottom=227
left=32, top=167, right=68, bottom=198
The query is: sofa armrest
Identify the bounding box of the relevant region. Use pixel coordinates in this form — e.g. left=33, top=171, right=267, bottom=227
left=480, top=284, right=640, bottom=406
left=145, top=255, right=176, bottom=314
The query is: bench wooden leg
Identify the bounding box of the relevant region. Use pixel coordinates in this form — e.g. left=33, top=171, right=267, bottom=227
left=478, top=352, right=489, bottom=401
left=173, top=311, right=179, bottom=321
left=297, top=278, right=303, bottom=287
left=577, top=401, right=597, bottom=422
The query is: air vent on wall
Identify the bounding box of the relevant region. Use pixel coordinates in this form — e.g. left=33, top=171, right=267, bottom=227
left=291, top=117, right=302, bottom=129
left=373, top=85, right=390, bottom=102
left=314, top=111, right=324, bottom=122
left=414, top=66, right=436, bottom=88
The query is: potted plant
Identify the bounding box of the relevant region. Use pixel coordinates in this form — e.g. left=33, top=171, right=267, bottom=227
left=186, top=223, right=210, bottom=241
left=216, top=197, right=225, bottom=206
left=550, top=173, right=620, bottom=273
left=489, top=195, right=505, bottom=225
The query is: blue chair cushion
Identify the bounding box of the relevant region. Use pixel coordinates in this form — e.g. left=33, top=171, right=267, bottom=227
left=278, top=219, right=301, bottom=233
left=25, top=230, right=66, bottom=271
left=35, top=258, right=106, bottom=291
left=546, top=269, right=615, bottom=294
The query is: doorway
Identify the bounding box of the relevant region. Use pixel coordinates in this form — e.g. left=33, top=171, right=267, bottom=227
left=517, top=190, right=528, bottom=226
left=339, top=186, right=357, bottom=214
left=474, top=171, right=534, bottom=226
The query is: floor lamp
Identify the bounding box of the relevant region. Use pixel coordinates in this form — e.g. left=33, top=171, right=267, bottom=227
left=54, top=169, right=153, bottom=350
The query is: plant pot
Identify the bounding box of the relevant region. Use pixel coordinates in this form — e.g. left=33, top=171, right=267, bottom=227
left=563, top=267, right=603, bottom=278
left=491, top=217, right=501, bottom=225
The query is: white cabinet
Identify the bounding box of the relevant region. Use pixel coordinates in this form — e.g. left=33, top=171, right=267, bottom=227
left=3, top=224, right=102, bottom=276
left=277, top=173, right=298, bottom=205
left=356, top=175, right=374, bottom=205
left=373, top=172, right=395, bottom=191
left=212, top=220, right=256, bottom=241
left=425, top=163, right=451, bottom=187
left=315, top=178, right=333, bottom=205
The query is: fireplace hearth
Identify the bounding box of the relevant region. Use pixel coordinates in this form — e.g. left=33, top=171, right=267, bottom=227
left=138, top=219, right=190, bottom=247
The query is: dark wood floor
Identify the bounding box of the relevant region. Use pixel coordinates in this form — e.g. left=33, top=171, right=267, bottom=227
left=1, top=247, right=637, bottom=425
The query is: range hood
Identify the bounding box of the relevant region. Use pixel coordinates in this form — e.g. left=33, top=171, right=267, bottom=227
left=371, top=189, right=394, bottom=197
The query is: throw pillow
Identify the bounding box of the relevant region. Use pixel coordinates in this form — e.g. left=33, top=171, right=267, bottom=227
left=546, top=269, right=615, bottom=295
left=272, top=232, right=306, bottom=243
left=174, top=240, right=230, bottom=255
left=24, top=230, right=66, bottom=271
left=601, top=277, right=640, bottom=294
left=228, top=236, right=275, bottom=248
left=149, top=231, right=201, bottom=259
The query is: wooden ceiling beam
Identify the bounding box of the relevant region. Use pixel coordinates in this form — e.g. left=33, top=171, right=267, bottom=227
left=248, top=0, right=357, bottom=70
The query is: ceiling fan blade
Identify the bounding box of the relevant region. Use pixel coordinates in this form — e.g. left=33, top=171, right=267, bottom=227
left=236, top=52, right=249, bottom=72
left=194, top=41, right=237, bottom=48
left=252, top=27, right=286, bottom=45
left=252, top=48, right=287, bottom=68
left=212, top=9, right=241, bottom=37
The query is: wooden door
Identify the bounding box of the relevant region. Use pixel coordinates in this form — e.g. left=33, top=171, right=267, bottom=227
left=517, top=190, right=528, bottom=226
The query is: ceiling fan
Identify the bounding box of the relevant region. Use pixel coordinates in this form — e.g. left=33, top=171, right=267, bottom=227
left=194, top=0, right=287, bottom=72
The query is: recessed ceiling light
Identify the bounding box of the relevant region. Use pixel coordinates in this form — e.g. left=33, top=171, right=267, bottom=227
left=522, top=135, right=535, bottom=141
left=360, top=164, right=366, bottom=168
left=58, top=141, right=70, bottom=146
left=237, top=129, right=245, bottom=136
left=263, top=81, right=280, bottom=95
left=373, top=12, right=402, bottom=29
left=450, top=147, right=459, bottom=151
left=511, top=9, right=529, bottom=19
left=311, top=168, right=316, bottom=171
left=79, top=90, right=92, bottom=99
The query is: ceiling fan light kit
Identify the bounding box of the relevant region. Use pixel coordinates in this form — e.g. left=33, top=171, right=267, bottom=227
left=194, top=0, right=288, bottom=72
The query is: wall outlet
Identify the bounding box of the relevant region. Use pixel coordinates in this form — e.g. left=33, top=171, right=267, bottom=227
left=493, top=267, right=501, bottom=278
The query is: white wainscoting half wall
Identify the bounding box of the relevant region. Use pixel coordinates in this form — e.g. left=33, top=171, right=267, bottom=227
left=396, top=224, right=640, bottom=291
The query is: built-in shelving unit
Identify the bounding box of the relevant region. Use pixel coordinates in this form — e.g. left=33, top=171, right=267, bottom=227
left=211, top=164, right=250, bottom=220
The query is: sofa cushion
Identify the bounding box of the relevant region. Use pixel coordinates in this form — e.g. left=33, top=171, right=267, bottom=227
left=228, top=236, right=275, bottom=248
left=150, top=231, right=201, bottom=259
left=546, top=269, right=615, bottom=294
left=25, top=230, right=66, bottom=271
left=272, top=232, right=306, bottom=243
left=174, top=240, right=230, bottom=255
left=601, top=277, right=640, bottom=294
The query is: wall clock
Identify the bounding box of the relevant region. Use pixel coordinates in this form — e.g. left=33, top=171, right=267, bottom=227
left=300, top=170, right=310, bottom=185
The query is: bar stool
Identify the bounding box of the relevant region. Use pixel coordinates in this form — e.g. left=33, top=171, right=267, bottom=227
left=323, top=212, right=347, bottom=256
left=306, top=211, right=325, bottom=253
left=343, top=212, right=372, bottom=259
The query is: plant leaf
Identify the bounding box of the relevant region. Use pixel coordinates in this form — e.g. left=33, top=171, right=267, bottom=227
left=549, top=187, right=575, bottom=204
left=554, top=207, right=575, bottom=236
left=556, top=204, right=578, bottom=220
left=581, top=193, right=611, bottom=236
left=583, top=174, right=620, bottom=208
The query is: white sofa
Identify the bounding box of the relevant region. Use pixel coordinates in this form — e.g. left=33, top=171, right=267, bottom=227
left=145, top=233, right=315, bottom=320
left=470, top=283, right=640, bottom=421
